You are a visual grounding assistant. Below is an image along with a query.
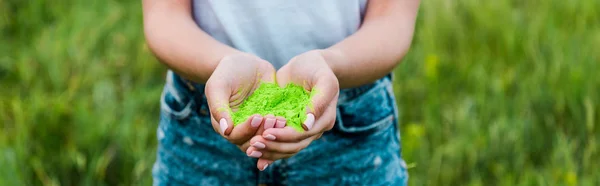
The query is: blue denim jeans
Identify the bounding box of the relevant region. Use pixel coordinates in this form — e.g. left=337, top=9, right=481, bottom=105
left=152, top=71, right=408, bottom=185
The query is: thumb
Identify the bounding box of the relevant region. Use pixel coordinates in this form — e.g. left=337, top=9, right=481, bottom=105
left=257, top=159, right=273, bottom=171
left=205, top=79, right=234, bottom=136
left=303, top=73, right=339, bottom=131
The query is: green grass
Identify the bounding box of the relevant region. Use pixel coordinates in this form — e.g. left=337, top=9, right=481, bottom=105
left=1, top=0, right=599, bottom=185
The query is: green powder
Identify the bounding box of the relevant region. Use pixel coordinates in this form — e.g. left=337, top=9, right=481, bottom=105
left=232, top=82, right=312, bottom=132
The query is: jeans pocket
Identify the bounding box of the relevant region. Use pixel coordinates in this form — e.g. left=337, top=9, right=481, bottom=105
left=334, top=79, right=396, bottom=136
left=160, top=83, right=196, bottom=121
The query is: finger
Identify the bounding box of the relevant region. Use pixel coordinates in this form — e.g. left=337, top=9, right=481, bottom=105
left=262, top=127, right=305, bottom=142
left=263, top=114, right=276, bottom=130
left=263, top=101, right=337, bottom=142
left=316, top=133, right=324, bottom=139
left=237, top=115, right=271, bottom=151
left=246, top=146, right=263, bottom=158
left=209, top=113, right=232, bottom=136
left=257, top=152, right=294, bottom=161
left=251, top=114, right=273, bottom=137
left=275, top=116, right=286, bottom=128
left=246, top=146, right=293, bottom=161
left=238, top=140, right=252, bottom=153
left=250, top=135, right=316, bottom=154
left=205, top=79, right=233, bottom=136
left=303, top=73, right=339, bottom=131
left=302, top=97, right=337, bottom=133
left=247, top=145, right=294, bottom=161
left=227, top=114, right=263, bottom=145
left=257, top=159, right=273, bottom=171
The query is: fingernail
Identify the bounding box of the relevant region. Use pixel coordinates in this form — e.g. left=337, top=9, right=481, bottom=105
left=275, top=120, right=286, bottom=128
left=252, top=142, right=266, bottom=149
left=261, top=164, right=269, bottom=171
left=264, top=134, right=276, bottom=140
left=302, top=113, right=315, bottom=131
left=264, top=118, right=276, bottom=129
left=251, top=116, right=262, bottom=128
left=248, top=151, right=262, bottom=158
left=219, top=118, right=228, bottom=135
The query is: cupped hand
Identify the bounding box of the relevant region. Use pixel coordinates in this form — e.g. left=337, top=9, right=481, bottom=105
left=245, top=50, right=340, bottom=171
left=205, top=53, right=286, bottom=152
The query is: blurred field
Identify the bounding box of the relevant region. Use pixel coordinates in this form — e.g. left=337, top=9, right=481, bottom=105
left=1, top=0, right=599, bottom=185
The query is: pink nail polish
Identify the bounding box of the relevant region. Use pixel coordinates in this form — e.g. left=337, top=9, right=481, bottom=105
left=251, top=116, right=262, bottom=128
left=264, top=134, right=276, bottom=140
left=248, top=151, right=262, bottom=158
left=219, top=118, right=228, bottom=135
left=264, top=118, right=276, bottom=129
left=252, top=142, right=266, bottom=149
left=275, top=120, right=286, bottom=128
left=301, top=114, right=315, bottom=131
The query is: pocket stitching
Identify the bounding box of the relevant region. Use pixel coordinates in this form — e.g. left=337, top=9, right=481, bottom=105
left=335, top=80, right=395, bottom=134
left=160, top=87, right=195, bottom=120
left=337, top=113, right=394, bottom=133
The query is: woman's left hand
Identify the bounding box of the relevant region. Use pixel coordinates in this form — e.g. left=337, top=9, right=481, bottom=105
left=242, top=50, right=340, bottom=171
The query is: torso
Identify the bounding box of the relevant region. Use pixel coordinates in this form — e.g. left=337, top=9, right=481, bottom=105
left=192, top=0, right=367, bottom=68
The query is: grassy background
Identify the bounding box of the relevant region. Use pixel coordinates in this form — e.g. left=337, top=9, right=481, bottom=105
left=1, top=0, right=599, bottom=185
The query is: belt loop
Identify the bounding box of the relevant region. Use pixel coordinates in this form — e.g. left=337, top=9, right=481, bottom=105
left=185, top=80, right=196, bottom=92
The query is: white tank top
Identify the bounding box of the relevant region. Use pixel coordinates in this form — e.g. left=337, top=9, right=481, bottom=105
left=192, top=0, right=368, bottom=69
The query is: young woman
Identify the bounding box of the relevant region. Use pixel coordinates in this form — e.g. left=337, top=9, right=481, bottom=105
left=142, top=0, right=419, bottom=185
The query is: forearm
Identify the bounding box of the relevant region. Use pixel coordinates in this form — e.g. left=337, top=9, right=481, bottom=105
left=324, top=0, right=420, bottom=88
left=142, top=0, right=242, bottom=83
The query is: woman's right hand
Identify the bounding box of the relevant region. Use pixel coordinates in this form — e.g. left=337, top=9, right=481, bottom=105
left=205, top=53, right=284, bottom=151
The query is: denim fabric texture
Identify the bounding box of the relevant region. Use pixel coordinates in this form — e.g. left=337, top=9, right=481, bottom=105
left=152, top=71, right=408, bottom=185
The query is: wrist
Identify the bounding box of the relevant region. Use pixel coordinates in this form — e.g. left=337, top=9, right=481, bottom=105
left=219, top=51, right=250, bottom=63
left=318, top=49, right=346, bottom=78
left=190, top=49, right=244, bottom=82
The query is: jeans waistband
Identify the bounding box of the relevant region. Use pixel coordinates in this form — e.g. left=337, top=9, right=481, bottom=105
left=168, top=70, right=392, bottom=106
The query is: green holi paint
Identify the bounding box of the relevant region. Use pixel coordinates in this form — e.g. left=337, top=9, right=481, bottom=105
left=232, top=82, right=312, bottom=132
